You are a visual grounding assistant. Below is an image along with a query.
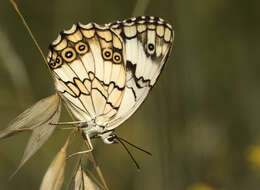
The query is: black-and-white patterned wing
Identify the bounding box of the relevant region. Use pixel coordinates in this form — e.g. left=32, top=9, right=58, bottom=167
left=47, top=23, right=126, bottom=125
left=106, top=16, right=174, bottom=129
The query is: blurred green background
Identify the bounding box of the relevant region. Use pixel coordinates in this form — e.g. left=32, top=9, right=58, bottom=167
left=0, top=0, right=260, bottom=189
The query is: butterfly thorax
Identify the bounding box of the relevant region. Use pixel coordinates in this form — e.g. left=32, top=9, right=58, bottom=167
left=79, top=120, right=115, bottom=144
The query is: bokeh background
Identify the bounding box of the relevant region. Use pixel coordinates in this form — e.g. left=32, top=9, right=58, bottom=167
left=0, top=0, right=260, bottom=189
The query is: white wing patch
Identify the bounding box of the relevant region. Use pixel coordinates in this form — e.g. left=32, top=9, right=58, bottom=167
left=106, top=16, right=174, bottom=129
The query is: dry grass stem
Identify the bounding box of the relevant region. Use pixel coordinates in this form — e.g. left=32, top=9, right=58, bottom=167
left=9, top=0, right=55, bottom=81
left=9, top=94, right=61, bottom=179
left=70, top=160, right=102, bottom=190
left=1, top=94, right=60, bottom=139
left=40, top=137, right=70, bottom=190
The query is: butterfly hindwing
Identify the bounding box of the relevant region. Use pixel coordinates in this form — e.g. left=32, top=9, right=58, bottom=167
left=106, top=16, right=174, bottom=129
left=47, top=23, right=126, bottom=124
left=47, top=16, right=173, bottom=130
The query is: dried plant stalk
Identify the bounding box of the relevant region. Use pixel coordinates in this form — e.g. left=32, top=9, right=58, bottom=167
left=9, top=1, right=110, bottom=189
left=40, top=138, right=69, bottom=190
left=8, top=94, right=61, bottom=178
left=70, top=160, right=101, bottom=190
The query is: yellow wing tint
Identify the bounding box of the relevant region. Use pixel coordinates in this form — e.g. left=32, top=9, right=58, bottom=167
left=47, top=16, right=173, bottom=130
left=47, top=23, right=126, bottom=123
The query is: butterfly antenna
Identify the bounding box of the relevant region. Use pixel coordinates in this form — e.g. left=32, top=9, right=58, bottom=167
left=116, top=136, right=152, bottom=156
left=115, top=137, right=140, bottom=170
left=9, top=0, right=55, bottom=81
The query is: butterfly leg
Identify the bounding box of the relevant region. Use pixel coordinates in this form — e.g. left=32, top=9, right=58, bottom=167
left=66, top=134, right=93, bottom=159
left=50, top=120, right=88, bottom=126
left=50, top=121, right=87, bottom=131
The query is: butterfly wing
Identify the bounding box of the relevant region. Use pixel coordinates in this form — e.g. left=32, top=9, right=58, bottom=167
left=106, top=16, right=174, bottom=129
left=47, top=23, right=126, bottom=124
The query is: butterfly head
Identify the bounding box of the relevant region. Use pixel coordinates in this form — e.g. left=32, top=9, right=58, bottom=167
left=100, top=131, right=117, bottom=144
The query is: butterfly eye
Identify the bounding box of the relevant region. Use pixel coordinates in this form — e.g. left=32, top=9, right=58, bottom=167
left=75, top=42, right=88, bottom=55
left=113, top=52, right=122, bottom=64
left=102, top=48, right=113, bottom=60
left=107, top=136, right=114, bottom=142
left=103, top=135, right=116, bottom=144
left=61, top=47, right=76, bottom=62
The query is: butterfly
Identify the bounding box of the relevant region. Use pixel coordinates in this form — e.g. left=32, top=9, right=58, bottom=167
left=46, top=16, right=174, bottom=156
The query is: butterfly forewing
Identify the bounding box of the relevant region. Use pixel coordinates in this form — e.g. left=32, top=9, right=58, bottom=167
left=47, top=23, right=126, bottom=124
left=106, top=16, right=174, bottom=129
left=47, top=16, right=173, bottom=131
